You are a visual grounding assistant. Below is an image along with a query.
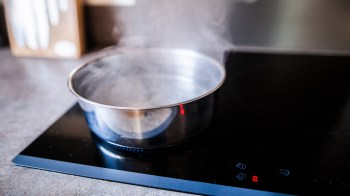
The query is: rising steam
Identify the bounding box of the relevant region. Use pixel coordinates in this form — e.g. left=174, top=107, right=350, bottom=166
left=71, top=0, right=238, bottom=109
left=114, top=0, right=236, bottom=63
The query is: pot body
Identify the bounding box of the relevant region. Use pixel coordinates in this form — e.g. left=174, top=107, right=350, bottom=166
left=78, top=93, right=214, bottom=150
left=69, top=48, right=225, bottom=150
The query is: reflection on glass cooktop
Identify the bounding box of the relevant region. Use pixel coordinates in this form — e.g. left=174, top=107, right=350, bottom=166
left=13, top=52, right=350, bottom=195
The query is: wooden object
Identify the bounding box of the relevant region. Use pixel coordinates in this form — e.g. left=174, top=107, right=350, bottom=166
left=3, top=0, right=85, bottom=59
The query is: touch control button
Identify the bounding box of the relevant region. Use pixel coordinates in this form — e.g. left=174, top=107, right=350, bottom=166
left=236, top=163, right=247, bottom=170
left=236, top=173, right=247, bottom=180
left=279, top=169, right=290, bottom=176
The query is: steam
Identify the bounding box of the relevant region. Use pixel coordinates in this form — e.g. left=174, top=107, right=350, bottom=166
left=71, top=0, right=238, bottom=109
left=114, top=0, right=236, bottom=63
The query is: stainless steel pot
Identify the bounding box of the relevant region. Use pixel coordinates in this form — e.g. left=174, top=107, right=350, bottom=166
left=68, top=48, right=225, bottom=150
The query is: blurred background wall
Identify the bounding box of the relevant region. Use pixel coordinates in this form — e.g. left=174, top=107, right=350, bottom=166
left=1, top=0, right=350, bottom=54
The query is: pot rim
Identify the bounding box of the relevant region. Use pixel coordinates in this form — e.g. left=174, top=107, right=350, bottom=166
left=68, top=47, right=226, bottom=110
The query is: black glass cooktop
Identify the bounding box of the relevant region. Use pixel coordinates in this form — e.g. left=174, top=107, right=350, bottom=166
left=13, top=52, right=350, bottom=195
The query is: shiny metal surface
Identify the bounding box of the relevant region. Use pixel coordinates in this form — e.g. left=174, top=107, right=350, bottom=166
left=231, top=0, right=350, bottom=54
left=81, top=0, right=350, bottom=55
left=68, top=48, right=225, bottom=149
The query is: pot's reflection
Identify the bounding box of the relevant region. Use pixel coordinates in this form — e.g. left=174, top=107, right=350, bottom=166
left=93, top=132, right=215, bottom=181
left=96, top=143, right=153, bottom=171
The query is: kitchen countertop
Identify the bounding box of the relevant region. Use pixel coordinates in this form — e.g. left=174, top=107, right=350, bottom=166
left=0, top=48, right=194, bottom=196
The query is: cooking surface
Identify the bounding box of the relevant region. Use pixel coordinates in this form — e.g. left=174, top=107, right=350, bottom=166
left=12, top=51, right=350, bottom=195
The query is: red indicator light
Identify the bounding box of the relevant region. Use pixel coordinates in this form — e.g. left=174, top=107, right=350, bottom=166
left=179, top=104, right=185, bottom=115
left=252, top=175, right=259, bottom=183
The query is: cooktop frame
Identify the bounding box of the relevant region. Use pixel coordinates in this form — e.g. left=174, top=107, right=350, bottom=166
left=13, top=52, right=350, bottom=195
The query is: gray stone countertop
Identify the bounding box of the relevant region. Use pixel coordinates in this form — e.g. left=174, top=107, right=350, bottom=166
left=0, top=48, right=194, bottom=196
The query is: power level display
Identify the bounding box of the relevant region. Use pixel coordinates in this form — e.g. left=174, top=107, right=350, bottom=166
left=252, top=175, right=259, bottom=183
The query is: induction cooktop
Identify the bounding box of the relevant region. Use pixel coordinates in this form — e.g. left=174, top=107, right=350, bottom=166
left=13, top=52, right=350, bottom=195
